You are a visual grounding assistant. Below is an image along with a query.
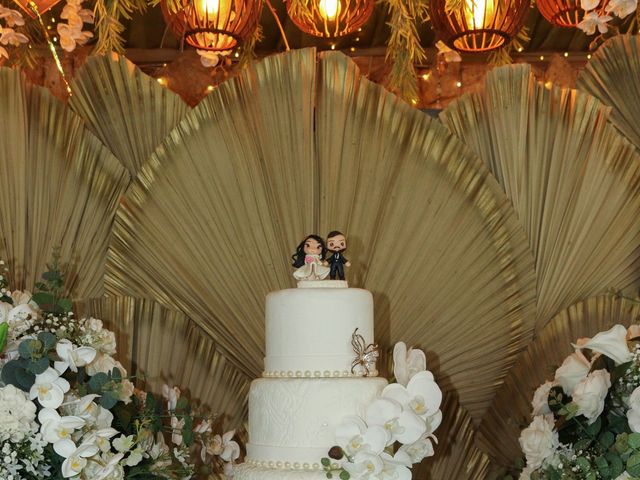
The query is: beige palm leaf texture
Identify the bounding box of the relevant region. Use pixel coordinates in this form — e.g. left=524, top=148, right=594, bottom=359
left=0, top=32, right=640, bottom=478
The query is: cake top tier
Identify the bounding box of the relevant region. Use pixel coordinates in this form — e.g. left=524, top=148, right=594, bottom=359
left=264, top=286, right=376, bottom=378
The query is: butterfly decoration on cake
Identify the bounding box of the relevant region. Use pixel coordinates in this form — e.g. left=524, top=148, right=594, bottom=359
left=351, top=328, right=379, bottom=377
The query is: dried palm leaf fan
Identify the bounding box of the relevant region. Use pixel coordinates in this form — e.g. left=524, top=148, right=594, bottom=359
left=429, top=0, right=529, bottom=52
left=69, top=54, right=190, bottom=179
left=0, top=68, right=129, bottom=299
left=286, top=0, right=374, bottom=37
left=75, top=297, right=251, bottom=428
left=415, top=393, right=490, bottom=478
left=161, top=0, right=262, bottom=52
left=13, top=0, right=62, bottom=17
left=440, top=65, right=640, bottom=326
left=315, top=53, right=537, bottom=421
left=106, top=48, right=537, bottom=424
left=476, top=296, right=640, bottom=468
left=577, top=35, right=640, bottom=150
left=537, top=0, right=608, bottom=27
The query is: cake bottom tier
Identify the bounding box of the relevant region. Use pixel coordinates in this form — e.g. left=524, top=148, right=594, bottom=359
left=234, top=464, right=327, bottom=480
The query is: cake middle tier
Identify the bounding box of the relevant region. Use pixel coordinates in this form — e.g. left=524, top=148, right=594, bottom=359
left=264, top=287, right=374, bottom=376
left=246, top=377, right=387, bottom=468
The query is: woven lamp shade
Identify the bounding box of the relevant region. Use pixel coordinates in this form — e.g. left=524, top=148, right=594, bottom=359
left=286, top=0, right=374, bottom=37
left=537, top=0, right=608, bottom=27
left=13, top=0, right=63, bottom=17
left=430, top=0, right=530, bottom=52
left=161, top=0, right=262, bottom=52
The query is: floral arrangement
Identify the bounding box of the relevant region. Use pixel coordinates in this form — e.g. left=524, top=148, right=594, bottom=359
left=518, top=323, right=640, bottom=480
left=321, top=342, right=442, bottom=479
left=57, top=0, right=94, bottom=52
left=0, top=259, right=239, bottom=479
left=0, top=5, right=29, bottom=61
left=577, top=0, right=637, bottom=36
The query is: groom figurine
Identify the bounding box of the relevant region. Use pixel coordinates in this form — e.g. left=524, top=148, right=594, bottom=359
left=325, top=231, right=351, bottom=280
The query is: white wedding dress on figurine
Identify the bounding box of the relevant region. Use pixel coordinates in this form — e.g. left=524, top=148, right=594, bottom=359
left=293, top=255, right=330, bottom=281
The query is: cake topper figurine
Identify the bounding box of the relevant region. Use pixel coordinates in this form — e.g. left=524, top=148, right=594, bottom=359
left=291, top=234, right=330, bottom=281
left=351, top=328, right=379, bottom=376
left=325, top=231, right=351, bottom=281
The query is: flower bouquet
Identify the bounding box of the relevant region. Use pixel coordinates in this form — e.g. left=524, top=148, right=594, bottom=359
left=519, top=323, right=640, bottom=480
left=0, top=259, right=239, bottom=479
left=321, top=342, right=443, bottom=479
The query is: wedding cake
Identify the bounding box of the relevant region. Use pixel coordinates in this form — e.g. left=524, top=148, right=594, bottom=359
left=234, top=283, right=387, bottom=479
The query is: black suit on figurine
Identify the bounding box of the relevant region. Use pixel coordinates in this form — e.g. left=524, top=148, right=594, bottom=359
left=327, top=251, right=348, bottom=280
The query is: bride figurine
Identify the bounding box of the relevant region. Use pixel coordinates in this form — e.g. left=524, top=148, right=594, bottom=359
left=291, top=234, right=330, bottom=281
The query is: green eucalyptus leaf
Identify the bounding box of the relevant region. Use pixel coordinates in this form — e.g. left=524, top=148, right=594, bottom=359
left=594, top=455, right=609, bottom=475
left=339, top=471, right=350, bottom=480
left=37, top=332, right=57, bottom=351
left=629, top=433, right=640, bottom=450
left=176, top=397, right=189, bottom=412
left=57, top=298, right=72, bottom=313
left=600, top=431, right=616, bottom=449
left=99, top=391, right=118, bottom=410
left=28, top=357, right=50, bottom=375
left=18, top=339, right=37, bottom=359
left=607, top=452, right=624, bottom=477
left=182, top=416, right=194, bottom=446
left=31, top=292, right=55, bottom=308
left=88, top=372, right=109, bottom=392
left=15, top=367, right=36, bottom=390
left=575, top=438, right=594, bottom=452
left=586, top=417, right=603, bottom=436
left=321, top=458, right=331, bottom=467
left=111, top=367, right=122, bottom=382
left=326, top=473, right=332, bottom=479
left=628, top=452, right=640, bottom=477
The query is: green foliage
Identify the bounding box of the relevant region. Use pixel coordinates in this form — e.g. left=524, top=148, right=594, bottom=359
left=0, top=322, right=7, bottom=352
left=87, top=369, right=123, bottom=409
left=93, top=0, right=147, bottom=55
left=385, top=0, right=429, bottom=102
left=32, top=255, right=73, bottom=315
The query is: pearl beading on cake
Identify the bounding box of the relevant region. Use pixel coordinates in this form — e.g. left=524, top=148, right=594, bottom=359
left=244, top=459, right=339, bottom=471
left=262, top=369, right=377, bottom=378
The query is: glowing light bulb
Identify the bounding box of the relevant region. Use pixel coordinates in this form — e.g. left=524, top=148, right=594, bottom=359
left=203, top=0, right=220, bottom=14
left=464, top=0, right=495, bottom=29
left=318, top=0, right=339, bottom=20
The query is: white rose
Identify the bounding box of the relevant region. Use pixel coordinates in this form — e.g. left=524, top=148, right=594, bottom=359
left=119, top=379, right=135, bottom=404
left=554, top=351, right=590, bottom=395
left=519, top=415, right=559, bottom=469
left=577, top=325, right=633, bottom=365
left=86, top=318, right=104, bottom=332
left=532, top=381, right=554, bottom=416
left=627, top=387, right=640, bottom=433
left=572, top=369, right=611, bottom=424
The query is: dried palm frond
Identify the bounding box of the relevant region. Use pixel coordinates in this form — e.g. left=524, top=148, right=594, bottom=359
left=70, top=54, right=189, bottom=178
left=477, top=295, right=640, bottom=468
left=76, top=296, right=250, bottom=427
left=416, top=393, right=490, bottom=479
left=440, top=64, right=640, bottom=326
left=106, top=49, right=537, bottom=423
left=0, top=67, right=129, bottom=298
left=577, top=35, right=640, bottom=150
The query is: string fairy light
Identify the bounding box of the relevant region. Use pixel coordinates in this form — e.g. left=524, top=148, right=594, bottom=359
left=23, top=0, right=72, bottom=95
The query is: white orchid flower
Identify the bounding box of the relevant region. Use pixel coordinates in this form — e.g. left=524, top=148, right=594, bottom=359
left=81, top=427, right=119, bottom=453
left=379, top=451, right=413, bottom=479
left=0, top=6, right=25, bottom=27
left=0, top=28, right=28, bottom=47
left=54, top=439, right=99, bottom=478
left=38, top=408, right=85, bottom=448
left=113, top=434, right=135, bottom=452
left=435, top=40, right=462, bottom=63
left=575, top=324, right=633, bottom=365
left=605, top=0, right=637, bottom=15
left=425, top=410, right=442, bottom=435
left=393, top=342, right=427, bottom=387
left=581, top=0, right=600, bottom=10
left=218, top=430, right=241, bottom=462
left=125, top=448, right=143, bottom=467
left=577, top=11, right=612, bottom=34
left=171, top=415, right=185, bottom=445
left=93, top=452, right=125, bottom=480
left=55, top=339, right=97, bottom=373
left=397, top=434, right=436, bottom=463
left=335, top=415, right=387, bottom=456
left=554, top=350, right=590, bottom=395
left=162, top=385, right=181, bottom=411
left=343, top=451, right=385, bottom=479
left=365, top=397, right=427, bottom=445
left=382, top=370, right=442, bottom=419
left=56, top=23, right=93, bottom=52
left=223, top=461, right=234, bottom=478
left=29, top=367, right=70, bottom=409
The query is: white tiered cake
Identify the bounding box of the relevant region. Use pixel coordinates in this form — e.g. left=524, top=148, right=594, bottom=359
left=234, top=285, right=387, bottom=479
